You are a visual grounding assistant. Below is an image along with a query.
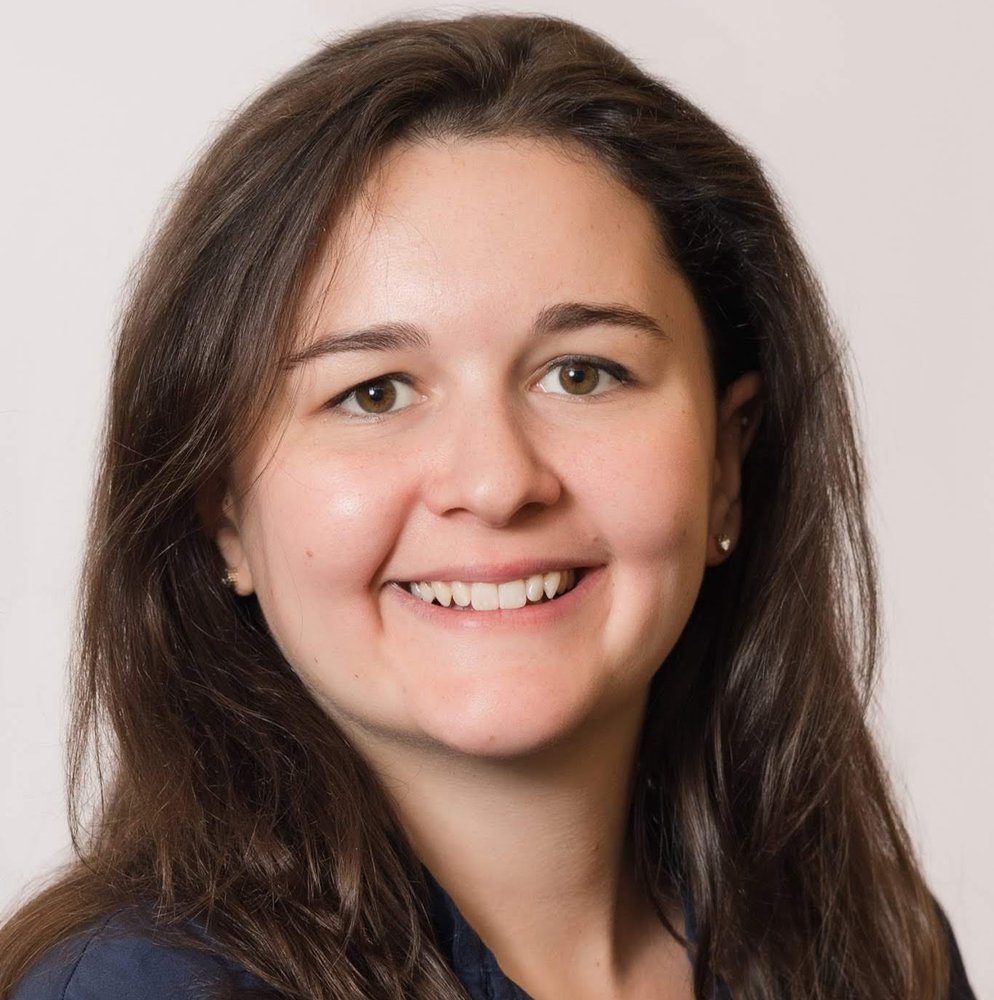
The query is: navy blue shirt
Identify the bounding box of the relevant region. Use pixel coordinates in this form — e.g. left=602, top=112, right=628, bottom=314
left=10, top=872, right=975, bottom=999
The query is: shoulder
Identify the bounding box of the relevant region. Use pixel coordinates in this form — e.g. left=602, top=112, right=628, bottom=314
left=933, top=896, right=978, bottom=1000
left=9, top=904, right=269, bottom=1000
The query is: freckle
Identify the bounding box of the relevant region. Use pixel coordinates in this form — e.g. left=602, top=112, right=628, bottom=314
left=305, top=548, right=314, bottom=558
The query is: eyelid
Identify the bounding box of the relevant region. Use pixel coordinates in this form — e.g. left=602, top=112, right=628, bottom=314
left=325, top=373, right=420, bottom=420
left=535, top=355, right=632, bottom=395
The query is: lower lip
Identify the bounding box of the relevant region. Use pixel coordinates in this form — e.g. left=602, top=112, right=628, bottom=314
left=385, top=567, right=604, bottom=629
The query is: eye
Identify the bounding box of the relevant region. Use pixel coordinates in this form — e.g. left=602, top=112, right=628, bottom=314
left=329, top=375, right=420, bottom=418
left=535, top=358, right=629, bottom=397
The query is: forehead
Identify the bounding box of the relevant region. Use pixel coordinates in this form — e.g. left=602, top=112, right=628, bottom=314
left=296, top=135, right=688, bottom=343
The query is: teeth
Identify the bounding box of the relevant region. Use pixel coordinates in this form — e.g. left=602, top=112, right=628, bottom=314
left=469, top=582, right=499, bottom=611
left=405, top=568, right=580, bottom=610
left=497, top=579, right=527, bottom=609
left=526, top=574, right=545, bottom=602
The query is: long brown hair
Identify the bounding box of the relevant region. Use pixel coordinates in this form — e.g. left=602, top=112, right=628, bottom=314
left=0, top=12, right=948, bottom=999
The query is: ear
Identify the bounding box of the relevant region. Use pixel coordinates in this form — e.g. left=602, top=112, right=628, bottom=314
left=196, top=474, right=256, bottom=596
left=706, top=370, right=763, bottom=566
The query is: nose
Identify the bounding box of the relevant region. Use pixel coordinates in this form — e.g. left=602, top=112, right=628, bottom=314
left=421, top=396, right=563, bottom=527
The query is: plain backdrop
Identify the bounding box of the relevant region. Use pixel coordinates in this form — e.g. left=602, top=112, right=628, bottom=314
left=1, top=0, right=990, bottom=993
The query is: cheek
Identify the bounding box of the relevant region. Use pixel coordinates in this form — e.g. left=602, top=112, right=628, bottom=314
left=577, top=410, right=713, bottom=564
left=573, top=409, right=713, bottom=672
left=242, top=449, right=412, bottom=622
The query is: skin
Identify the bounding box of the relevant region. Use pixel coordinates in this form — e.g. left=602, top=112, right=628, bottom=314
left=214, top=136, right=761, bottom=998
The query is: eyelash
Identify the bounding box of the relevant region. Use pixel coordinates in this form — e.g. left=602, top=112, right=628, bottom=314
left=324, top=356, right=635, bottom=421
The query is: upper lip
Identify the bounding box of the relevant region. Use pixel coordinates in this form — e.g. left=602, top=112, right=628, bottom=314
left=389, top=559, right=595, bottom=585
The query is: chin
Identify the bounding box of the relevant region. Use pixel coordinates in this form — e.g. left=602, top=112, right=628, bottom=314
left=408, top=680, right=603, bottom=761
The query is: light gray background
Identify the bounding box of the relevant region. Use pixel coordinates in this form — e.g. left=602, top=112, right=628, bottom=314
left=1, top=1, right=990, bottom=993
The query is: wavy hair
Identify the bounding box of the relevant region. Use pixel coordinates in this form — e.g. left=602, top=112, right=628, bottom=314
left=0, top=12, right=948, bottom=999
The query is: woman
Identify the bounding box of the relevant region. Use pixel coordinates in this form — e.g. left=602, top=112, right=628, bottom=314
left=0, top=12, right=976, bottom=1000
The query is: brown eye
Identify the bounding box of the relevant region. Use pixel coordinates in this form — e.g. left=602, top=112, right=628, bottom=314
left=558, top=363, right=600, bottom=395
left=535, top=359, right=626, bottom=398
left=331, top=376, right=419, bottom=418
left=354, top=379, right=397, bottom=413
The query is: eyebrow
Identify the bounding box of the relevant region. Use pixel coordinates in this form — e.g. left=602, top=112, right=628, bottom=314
left=284, top=301, right=671, bottom=369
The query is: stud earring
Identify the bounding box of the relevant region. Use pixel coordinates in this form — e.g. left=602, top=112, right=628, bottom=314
left=716, top=535, right=731, bottom=553
left=222, top=568, right=239, bottom=590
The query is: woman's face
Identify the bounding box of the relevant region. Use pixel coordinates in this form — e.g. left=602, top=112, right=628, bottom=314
left=216, top=136, right=759, bottom=759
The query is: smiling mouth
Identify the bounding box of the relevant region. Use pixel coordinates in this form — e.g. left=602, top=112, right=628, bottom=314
left=401, top=568, right=584, bottom=611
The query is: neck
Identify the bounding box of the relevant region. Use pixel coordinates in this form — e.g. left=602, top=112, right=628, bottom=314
left=347, top=692, right=686, bottom=998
